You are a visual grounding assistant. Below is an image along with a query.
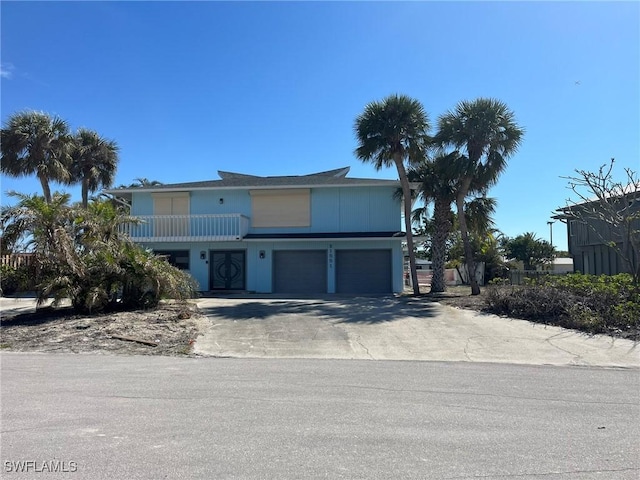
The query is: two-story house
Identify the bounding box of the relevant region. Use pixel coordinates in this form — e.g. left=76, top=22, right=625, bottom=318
left=107, top=167, right=408, bottom=294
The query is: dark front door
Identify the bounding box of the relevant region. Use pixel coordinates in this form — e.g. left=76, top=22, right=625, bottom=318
left=210, top=250, right=245, bottom=290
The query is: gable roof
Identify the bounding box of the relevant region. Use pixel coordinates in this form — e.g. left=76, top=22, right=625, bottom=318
left=105, top=166, right=404, bottom=196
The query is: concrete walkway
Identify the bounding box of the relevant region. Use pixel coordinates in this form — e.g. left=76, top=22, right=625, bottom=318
left=193, top=296, right=640, bottom=367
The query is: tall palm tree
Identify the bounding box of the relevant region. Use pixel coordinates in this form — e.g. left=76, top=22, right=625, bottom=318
left=354, top=94, right=430, bottom=295
left=409, top=153, right=458, bottom=293
left=411, top=153, right=497, bottom=293
left=435, top=98, right=523, bottom=295
left=1, top=111, right=72, bottom=203
left=70, top=128, right=119, bottom=208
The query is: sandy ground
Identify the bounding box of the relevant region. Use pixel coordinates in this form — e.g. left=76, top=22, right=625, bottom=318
left=0, top=300, right=203, bottom=356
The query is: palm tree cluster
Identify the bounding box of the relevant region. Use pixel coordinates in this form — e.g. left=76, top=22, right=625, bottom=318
left=355, top=95, right=524, bottom=295
left=1, top=111, right=195, bottom=311
left=1, top=110, right=119, bottom=208
left=1, top=193, right=197, bottom=312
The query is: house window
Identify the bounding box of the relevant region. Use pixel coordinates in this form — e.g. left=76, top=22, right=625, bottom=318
left=152, top=192, right=190, bottom=215
left=155, top=250, right=190, bottom=270
left=250, top=189, right=310, bottom=228
left=152, top=193, right=190, bottom=237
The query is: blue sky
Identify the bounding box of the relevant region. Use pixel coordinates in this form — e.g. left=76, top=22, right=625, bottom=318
left=1, top=1, right=639, bottom=251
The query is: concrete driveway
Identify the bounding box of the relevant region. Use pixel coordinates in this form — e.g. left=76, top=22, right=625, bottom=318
left=194, top=295, right=640, bottom=367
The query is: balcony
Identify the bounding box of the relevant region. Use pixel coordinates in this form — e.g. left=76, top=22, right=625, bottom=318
left=121, top=214, right=250, bottom=242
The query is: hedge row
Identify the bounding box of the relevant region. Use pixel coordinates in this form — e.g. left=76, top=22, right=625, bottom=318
left=485, top=273, right=639, bottom=338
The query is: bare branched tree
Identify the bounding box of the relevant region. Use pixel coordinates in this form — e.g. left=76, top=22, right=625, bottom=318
left=562, top=158, right=640, bottom=282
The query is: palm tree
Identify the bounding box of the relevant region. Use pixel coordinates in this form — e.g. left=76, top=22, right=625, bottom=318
left=1, top=111, right=72, bottom=203
left=409, top=153, right=458, bottom=293
left=79, top=197, right=140, bottom=244
left=435, top=98, right=523, bottom=295
left=100, top=178, right=164, bottom=212
left=447, top=197, right=499, bottom=283
left=70, top=128, right=119, bottom=208
left=130, top=177, right=163, bottom=187
left=3, top=192, right=195, bottom=311
left=354, top=94, right=430, bottom=295
left=3, top=191, right=75, bottom=260
left=410, top=153, right=497, bottom=293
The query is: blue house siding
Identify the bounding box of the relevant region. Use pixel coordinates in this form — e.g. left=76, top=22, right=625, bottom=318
left=249, top=187, right=400, bottom=234
left=142, top=239, right=403, bottom=294
left=131, top=192, right=154, bottom=216
left=130, top=186, right=400, bottom=235
left=310, top=189, right=340, bottom=231
left=190, top=190, right=251, bottom=216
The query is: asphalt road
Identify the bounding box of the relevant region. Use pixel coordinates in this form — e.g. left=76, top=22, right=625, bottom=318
left=1, top=353, right=638, bottom=479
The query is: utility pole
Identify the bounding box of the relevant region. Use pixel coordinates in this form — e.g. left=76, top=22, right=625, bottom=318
left=547, top=220, right=554, bottom=247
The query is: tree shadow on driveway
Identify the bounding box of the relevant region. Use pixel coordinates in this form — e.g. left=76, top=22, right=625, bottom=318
left=196, top=295, right=440, bottom=325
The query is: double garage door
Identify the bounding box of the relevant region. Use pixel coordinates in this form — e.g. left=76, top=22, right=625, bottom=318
left=272, top=249, right=391, bottom=294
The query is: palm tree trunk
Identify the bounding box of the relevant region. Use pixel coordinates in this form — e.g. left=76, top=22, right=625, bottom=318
left=82, top=177, right=89, bottom=209
left=456, top=178, right=480, bottom=295
left=430, top=199, right=451, bottom=293
left=396, top=158, right=420, bottom=295
left=38, top=174, right=52, bottom=204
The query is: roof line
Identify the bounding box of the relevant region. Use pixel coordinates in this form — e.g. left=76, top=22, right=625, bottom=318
left=217, top=166, right=351, bottom=180
left=104, top=179, right=402, bottom=195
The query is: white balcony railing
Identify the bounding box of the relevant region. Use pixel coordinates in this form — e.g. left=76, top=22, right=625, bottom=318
left=121, top=214, right=250, bottom=242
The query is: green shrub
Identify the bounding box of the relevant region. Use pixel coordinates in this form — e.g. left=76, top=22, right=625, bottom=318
left=485, top=273, right=639, bottom=337
left=0, top=265, right=30, bottom=295
left=117, top=243, right=198, bottom=310
left=38, top=242, right=198, bottom=313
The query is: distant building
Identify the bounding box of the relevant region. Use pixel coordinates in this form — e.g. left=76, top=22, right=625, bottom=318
left=543, top=257, right=574, bottom=274
left=554, top=185, right=639, bottom=276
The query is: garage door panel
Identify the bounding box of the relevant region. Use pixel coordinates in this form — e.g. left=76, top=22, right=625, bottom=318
left=336, top=250, right=392, bottom=294
left=273, top=250, right=327, bottom=294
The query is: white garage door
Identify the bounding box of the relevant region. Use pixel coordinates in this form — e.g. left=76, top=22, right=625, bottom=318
left=273, top=250, right=327, bottom=294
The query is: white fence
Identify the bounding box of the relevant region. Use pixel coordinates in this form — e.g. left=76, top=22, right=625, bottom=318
left=1, top=254, right=34, bottom=269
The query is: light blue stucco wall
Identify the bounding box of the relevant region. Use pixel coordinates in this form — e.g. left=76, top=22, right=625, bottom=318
left=131, top=192, right=154, bottom=216
left=190, top=190, right=252, bottom=216
left=131, top=186, right=401, bottom=233
left=142, top=240, right=404, bottom=294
